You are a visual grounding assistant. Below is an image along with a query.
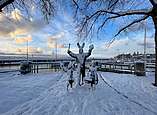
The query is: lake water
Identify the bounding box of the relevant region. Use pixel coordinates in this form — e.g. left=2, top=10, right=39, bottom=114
left=0, top=64, right=60, bottom=73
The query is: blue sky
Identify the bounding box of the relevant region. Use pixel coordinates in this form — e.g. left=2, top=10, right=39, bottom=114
left=0, top=1, right=155, bottom=58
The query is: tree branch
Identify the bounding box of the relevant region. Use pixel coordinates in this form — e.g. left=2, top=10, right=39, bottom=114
left=97, top=16, right=115, bottom=33
left=85, top=9, right=150, bottom=24
left=107, top=0, right=119, bottom=10
left=106, top=15, right=149, bottom=48
left=86, top=12, right=101, bottom=37
left=78, top=8, right=151, bottom=38
left=149, top=0, right=157, bottom=6
left=114, top=15, right=149, bottom=37
left=72, top=0, right=81, bottom=18
left=0, top=0, right=14, bottom=11
left=98, top=8, right=151, bottom=32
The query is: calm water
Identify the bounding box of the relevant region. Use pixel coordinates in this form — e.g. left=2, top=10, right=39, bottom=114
left=0, top=65, right=19, bottom=70
left=0, top=64, right=60, bottom=73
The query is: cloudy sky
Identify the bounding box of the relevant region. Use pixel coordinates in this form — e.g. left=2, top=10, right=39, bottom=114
left=0, top=1, right=155, bottom=58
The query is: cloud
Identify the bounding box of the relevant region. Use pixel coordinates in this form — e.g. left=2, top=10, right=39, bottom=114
left=48, top=32, right=65, bottom=42
left=137, top=38, right=155, bottom=49
left=11, top=8, right=22, bottom=21
left=47, top=32, right=66, bottom=48
left=0, top=8, right=77, bottom=54
left=47, top=42, right=65, bottom=48
left=16, top=47, right=43, bottom=54
left=15, top=34, right=32, bottom=44
left=109, top=38, right=129, bottom=49
left=0, top=14, right=15, bottom=38
left=0, top=9, right=48, bottom=54
left=95, top=34, right=155, bottom=58
left=138, top=42, right=155, bottom=48
left=0, top=9, right=47, bottom=40
left=0, top=39, right=18, bottom=53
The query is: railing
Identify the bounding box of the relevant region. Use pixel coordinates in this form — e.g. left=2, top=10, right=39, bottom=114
left=31, top=62, right=62, bottom=73
left=0, top=62, right=66, bottom=73
left=98, top=62, right=155, bottom=74
left=98, top=63, right=135, bottom=74
left=0, top=61, right=155, bottom=74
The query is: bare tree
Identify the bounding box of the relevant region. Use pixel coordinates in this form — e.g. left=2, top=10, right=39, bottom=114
left=0, top=0, right=56, bottom=21
left=71, top=0, right=157, bottom=86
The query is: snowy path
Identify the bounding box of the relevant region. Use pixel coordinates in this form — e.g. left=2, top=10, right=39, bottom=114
left=99, top=72, right=157, bottom=115
left=0, top=72, right=63, bottom=114
left=100, top=72, right=157, bottom=115
left=0, top=72, right=157, bottom=115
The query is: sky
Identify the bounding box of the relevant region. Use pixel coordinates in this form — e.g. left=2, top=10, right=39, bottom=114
left=0, top=0, right=155, bottom=58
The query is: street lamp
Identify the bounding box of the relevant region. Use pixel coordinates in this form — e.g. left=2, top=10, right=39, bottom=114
left=55, top=39, right=57, bottom=60
left=26, top=39, right=29, bottom=62
left=144, top=21, right=147, bottom=75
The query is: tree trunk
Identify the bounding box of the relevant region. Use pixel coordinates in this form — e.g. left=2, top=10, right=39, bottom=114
left=155, top=24, right=157, bottom=86
left=152, top=8, right=157, bottom=86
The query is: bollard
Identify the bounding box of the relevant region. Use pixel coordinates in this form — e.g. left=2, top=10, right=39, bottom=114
left=37, top=65, right=39, bottom=73
left=134, top=61, right=145, bottom=76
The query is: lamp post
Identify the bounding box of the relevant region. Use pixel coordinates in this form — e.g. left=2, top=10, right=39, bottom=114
left=144, top=21, right=147, bottom=75
left=26, top=39, right=29, bottom=62
left=55, top=39, right=57, bottom=60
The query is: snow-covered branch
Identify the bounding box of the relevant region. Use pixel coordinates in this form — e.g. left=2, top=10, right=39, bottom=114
left=114, top=15, right=149, bottom=37
left=0, top=0, right=14, bottom=11
left=87, top=9, right=150, bottom=21
left=79, top=8, right=151, bottom=37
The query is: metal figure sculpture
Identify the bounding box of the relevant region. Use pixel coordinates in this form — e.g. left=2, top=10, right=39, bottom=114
left=85, top=62, right=98, bottom=89
left=67, top=43, right=94, bottom=85
left=67, top=61, right=75, bottom=90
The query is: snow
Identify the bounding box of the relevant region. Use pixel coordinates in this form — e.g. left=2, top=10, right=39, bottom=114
left=0, top=72, right=62, bottom=114
left=0, top=71, right=157, bottom=115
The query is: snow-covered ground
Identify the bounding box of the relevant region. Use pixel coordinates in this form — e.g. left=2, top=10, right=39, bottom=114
left=0, top=72, right=62, bottom=114
left=0, top=71, right=157, bottom=115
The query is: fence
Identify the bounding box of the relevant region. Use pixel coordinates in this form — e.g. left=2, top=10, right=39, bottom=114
left=0, top=62, right=66, bottom=73
left=0, top=61, right=155, bottom=74
left=98, top=63, right=135, bottom=74
left=98, top=62, right=155, bottom=74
